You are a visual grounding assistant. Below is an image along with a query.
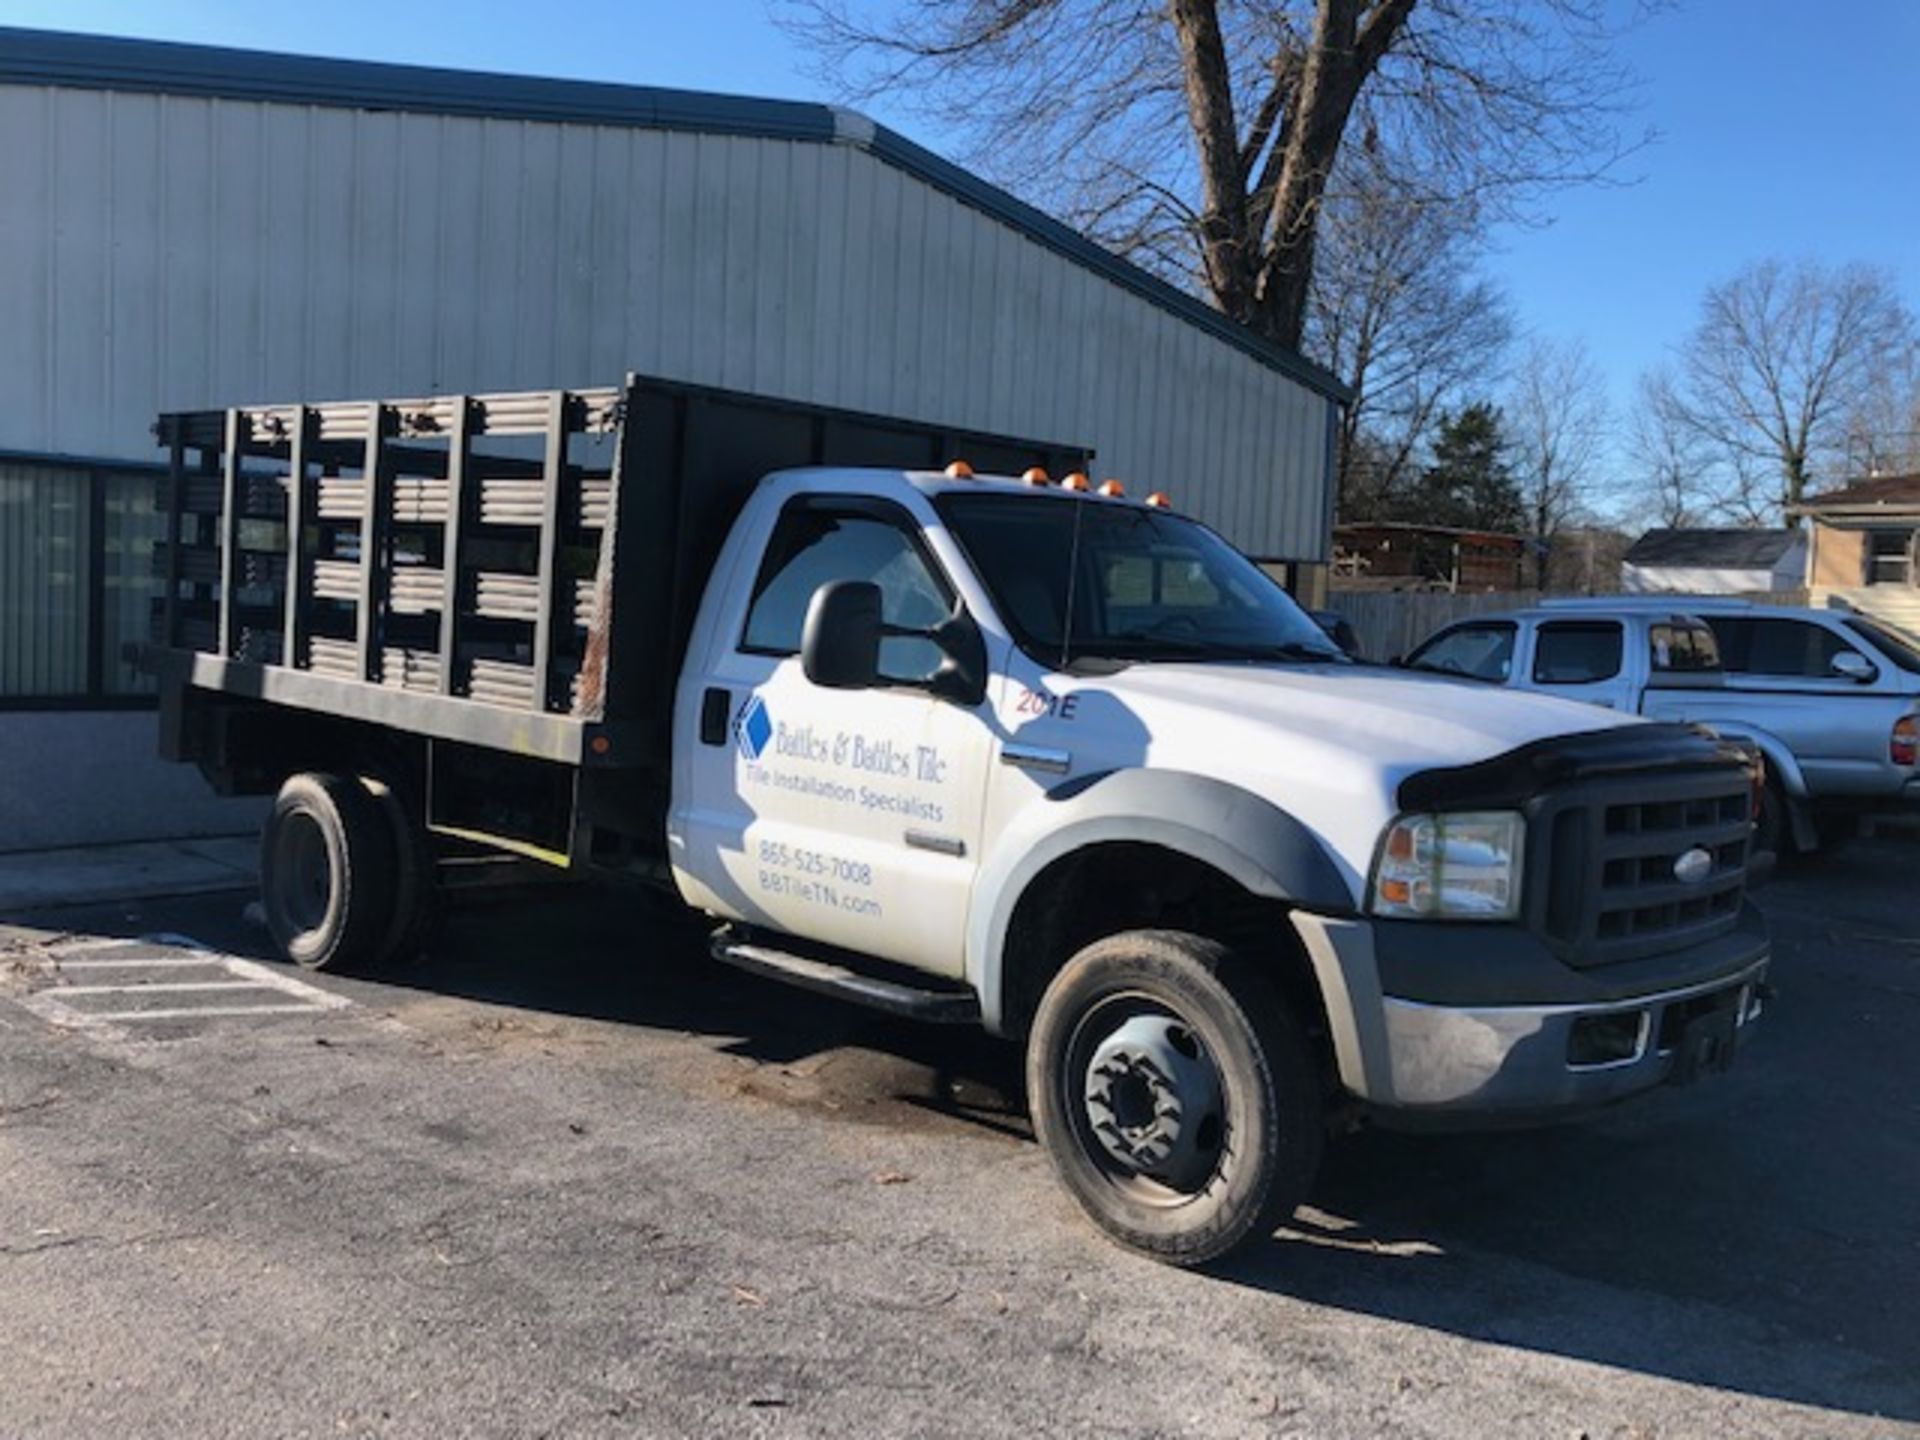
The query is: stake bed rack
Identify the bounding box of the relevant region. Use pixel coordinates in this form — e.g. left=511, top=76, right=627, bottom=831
left=141, top=374, right=1088, bottom=777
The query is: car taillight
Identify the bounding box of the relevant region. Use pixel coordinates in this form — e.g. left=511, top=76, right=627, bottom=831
left=1894, top=715, right=1918, bottom=768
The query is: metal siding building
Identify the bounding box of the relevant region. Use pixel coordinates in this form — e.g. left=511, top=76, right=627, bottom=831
left=0, top=28, right=1343, bottom=845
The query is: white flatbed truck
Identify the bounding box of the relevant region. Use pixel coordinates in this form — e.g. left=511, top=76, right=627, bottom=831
left=140, top=374, right=1772, bottom=1263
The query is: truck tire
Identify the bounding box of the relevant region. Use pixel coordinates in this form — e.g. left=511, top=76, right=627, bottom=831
left=361, top=774, right=439, bottom=965
left=260, top=772, right=397, bottom=972
left=1026, top=929, right=1323, bottom=1266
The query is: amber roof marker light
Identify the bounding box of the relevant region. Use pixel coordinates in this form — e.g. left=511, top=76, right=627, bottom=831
left=943, top=460, right=975, bottom=479
left=1145, top=491, right=1172, bottom=509
left=1021, top=466, right=1051, bottom=486
left=1060, top=472, right=1091, bottom=491
left=1097, top=479, right=1126, bottom=498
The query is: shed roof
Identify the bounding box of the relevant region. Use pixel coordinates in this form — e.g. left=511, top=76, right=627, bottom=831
left=1335, top=521, right=1526, bottom=547
left=1794, top=473, right=1920, bottom=515
left=1622, top=528, right=1802, bottom=568
left=0, top=25, right=1349, bottom=404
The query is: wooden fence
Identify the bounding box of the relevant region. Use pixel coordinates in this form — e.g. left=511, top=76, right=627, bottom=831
left=1326, top=590, right=1540, bottom=662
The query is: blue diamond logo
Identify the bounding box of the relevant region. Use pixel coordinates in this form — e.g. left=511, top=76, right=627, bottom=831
left=736, top=695, right=773, bottom=762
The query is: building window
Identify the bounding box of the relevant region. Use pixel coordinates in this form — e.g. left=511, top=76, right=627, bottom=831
left=1868, top=530, right=1914, bottom=586
left=0, top=461, right=163, bottom=705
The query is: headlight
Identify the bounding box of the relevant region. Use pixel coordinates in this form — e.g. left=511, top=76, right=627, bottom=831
left=1370, top=811, right=1525, bottom=921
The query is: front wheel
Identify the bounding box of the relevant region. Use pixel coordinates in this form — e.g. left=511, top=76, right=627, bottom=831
left=1026, top=929, right=1323, bottom=1266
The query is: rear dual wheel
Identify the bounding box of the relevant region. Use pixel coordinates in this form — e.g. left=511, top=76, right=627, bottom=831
left=1026, top=929, right=1323, bottom=1266
left=360, top=774, right=441, bottom=965
left=260, top=771, right=437, bottom=972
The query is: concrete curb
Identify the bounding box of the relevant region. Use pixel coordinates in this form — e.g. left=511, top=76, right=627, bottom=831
left=0, top=836, right=258, bottom=912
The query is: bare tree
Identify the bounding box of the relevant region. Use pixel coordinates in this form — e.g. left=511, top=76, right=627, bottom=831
left=1507, top=336, right=1606, bottom=584
left=1840, top=334, right=1920, bottom=477
left=1661, top=259, right=1916, bottom=520
left=784, top=0, right=1646, bottom=349
left=1308, top=166, right=1512, bottom=519
left=1626, top=371, right=1703, bottom=530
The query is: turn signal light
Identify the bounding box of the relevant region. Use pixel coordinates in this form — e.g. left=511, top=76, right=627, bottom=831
left=1060, top=472, right=1091, bottom=491
left=1144, top=491, right=1171, bottom=509
left=943, top=460, right=975, bottom=479
left=1021, top=466, right=1050, bottom=486
left=1894, top=715, right=1918, bottom=768
left=1097, top=479, right=1126, bottom=497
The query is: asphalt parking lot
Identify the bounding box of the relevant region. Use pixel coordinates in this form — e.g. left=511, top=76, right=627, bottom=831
left=2, top=838, right=1916, bottom=1438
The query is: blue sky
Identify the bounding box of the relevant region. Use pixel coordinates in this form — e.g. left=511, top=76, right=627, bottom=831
left=5, top=0, right=1916, bottom=430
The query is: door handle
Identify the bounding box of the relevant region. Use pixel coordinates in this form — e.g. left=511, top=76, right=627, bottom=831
left=905, top=830, right=967, bottom=858
left=1001, top=743, right=1071, bottom=775
left=700, top=687, right=730, bottom=746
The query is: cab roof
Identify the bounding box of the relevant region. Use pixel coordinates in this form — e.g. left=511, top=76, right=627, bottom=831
left=760, top=464, right=1170, bottom=510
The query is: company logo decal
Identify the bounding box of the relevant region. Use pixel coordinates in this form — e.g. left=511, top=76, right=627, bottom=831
left=736, top=695, right=773, bottom=762
left=1672, top=846, right=1713, bottom=886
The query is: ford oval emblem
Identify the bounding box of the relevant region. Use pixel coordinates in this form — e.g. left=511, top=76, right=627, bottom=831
left=1673, top=847, right=1714, bottom=885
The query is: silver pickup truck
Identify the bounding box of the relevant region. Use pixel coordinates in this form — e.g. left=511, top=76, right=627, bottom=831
left=1404, top=598, right=1920, bottom=856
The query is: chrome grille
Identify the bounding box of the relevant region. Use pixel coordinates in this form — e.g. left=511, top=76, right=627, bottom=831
left=1531, top=769, right=1751, bottom=968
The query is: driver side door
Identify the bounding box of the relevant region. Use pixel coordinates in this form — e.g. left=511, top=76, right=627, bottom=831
left=676, top=496, right=992, bottom=978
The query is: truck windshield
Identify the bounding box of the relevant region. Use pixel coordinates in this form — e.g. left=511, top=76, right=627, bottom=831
left=936, top=493, right=1346, bottom=667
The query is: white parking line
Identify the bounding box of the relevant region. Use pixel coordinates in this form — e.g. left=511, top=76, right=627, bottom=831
left=220, top=957, right=352, bottom=1009
left=76, top=1003, right=345, bottom=1023
left=42, top=937, right=187, bottom=961
left=55, top=957, right=232, bottom=970
left=16, top=934, right=349, bottom=1038
left=56, top=980, right=277, bottom=996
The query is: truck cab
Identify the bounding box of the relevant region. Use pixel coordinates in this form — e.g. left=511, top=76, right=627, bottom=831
left=665, top=465, right=1769, bottom=1256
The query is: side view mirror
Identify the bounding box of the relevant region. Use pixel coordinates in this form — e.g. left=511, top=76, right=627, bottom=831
left=1830, top=651, right=1878, bottom=684
left=801, top=580, right=882, bottom=689
left=800, top=583, right=991, bottom=707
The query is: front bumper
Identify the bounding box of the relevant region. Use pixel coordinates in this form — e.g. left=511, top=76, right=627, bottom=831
left=1291, top=906, right=1769, bottom=1120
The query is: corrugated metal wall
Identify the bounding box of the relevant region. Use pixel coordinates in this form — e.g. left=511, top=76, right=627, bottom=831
left=0, top=82, right=1333, bottom=561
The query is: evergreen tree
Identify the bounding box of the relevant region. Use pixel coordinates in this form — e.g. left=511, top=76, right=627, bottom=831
left=1411, top=403, right=1525, bottom=533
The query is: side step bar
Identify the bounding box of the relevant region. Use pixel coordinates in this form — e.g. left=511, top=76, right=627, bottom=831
left=710, top=931, right=982, bottom=1024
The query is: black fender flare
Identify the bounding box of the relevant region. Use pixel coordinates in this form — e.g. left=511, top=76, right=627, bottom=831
left=964, top=768, right=1355, bottom=1033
